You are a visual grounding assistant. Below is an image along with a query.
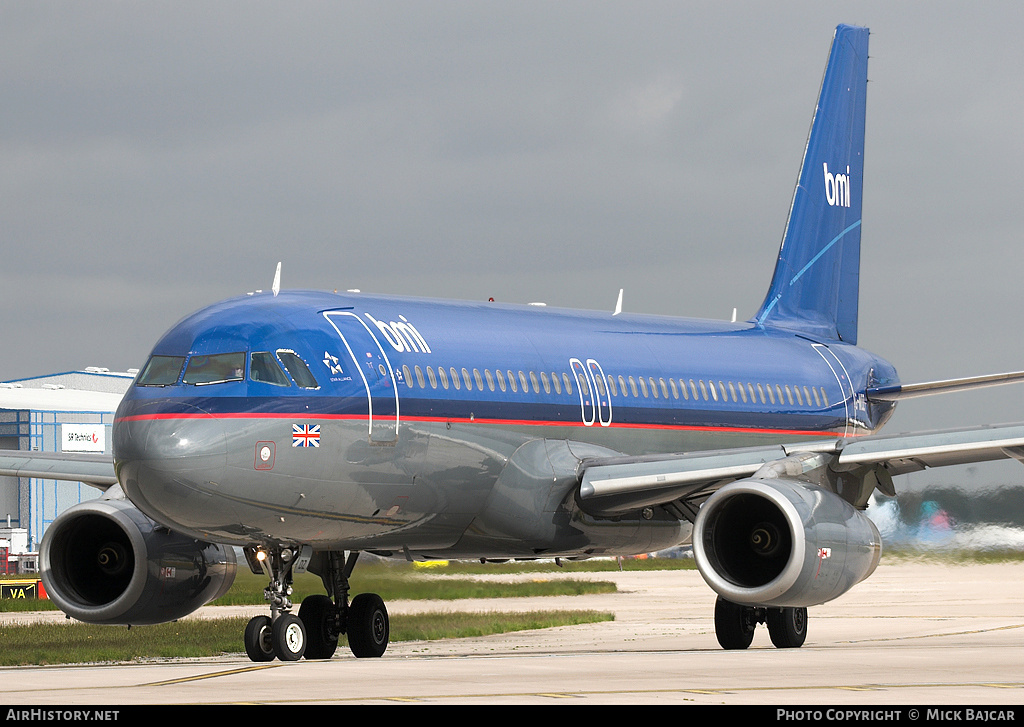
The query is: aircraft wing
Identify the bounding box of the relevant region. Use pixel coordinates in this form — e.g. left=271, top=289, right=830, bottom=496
left=576, top=422, right=1024, bottom=519
left=0, top=451, right=117, bottom=491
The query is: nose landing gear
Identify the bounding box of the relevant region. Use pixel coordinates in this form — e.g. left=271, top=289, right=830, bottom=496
left=242, top=547, right=390, bottom=662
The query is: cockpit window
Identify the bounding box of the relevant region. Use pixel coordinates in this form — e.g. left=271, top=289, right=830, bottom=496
left=277, top=350, right=319, bottom=389
left=136, top=355, right=186, bottom=387
left=182, top=352, right=246, bottom=385
left=250, top=352, right=291, bottom=387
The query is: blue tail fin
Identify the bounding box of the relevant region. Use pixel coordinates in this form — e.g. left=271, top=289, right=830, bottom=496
left=754, top=24, right=869, bottom=344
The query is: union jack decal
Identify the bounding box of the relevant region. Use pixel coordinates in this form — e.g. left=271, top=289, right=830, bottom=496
left=292, top=424, right=321, bottom=448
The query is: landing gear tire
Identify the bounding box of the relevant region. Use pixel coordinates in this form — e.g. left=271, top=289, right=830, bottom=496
left=243, top=615, right=275, bottom=662
left=767, top=606, right=807, bottom=648
left=272, top=613, right=307, bottom=661
left=714, top=596, right=756, bottom=650
left=299, top=594, right=339, bottom=660
left=348, top=592, right=389, bottom=658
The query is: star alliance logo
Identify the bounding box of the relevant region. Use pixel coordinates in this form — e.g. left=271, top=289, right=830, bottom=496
left=323, top=351, right=344, bottom=375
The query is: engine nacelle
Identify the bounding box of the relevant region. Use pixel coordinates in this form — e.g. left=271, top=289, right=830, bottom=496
left=40, top=497, right=236, bottom=625
left=692, top=478, right=881, bottom=607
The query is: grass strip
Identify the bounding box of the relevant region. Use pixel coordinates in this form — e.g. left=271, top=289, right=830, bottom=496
left=0, top=611, right=614, bottom=666
left=0, top=566, right=618, bottom=613
left=209, top=568, right=618, bottom=606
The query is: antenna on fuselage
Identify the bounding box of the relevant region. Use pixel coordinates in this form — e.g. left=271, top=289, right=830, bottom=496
left=613, top=289, right=623, bottom=316
left=272, top=262, right=281, bottom=297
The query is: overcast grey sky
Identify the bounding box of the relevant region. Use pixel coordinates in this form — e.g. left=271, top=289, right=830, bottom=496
left=3, top=1, right=1024, bottom=473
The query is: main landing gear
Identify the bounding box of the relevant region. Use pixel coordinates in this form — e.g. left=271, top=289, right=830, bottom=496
left=242, top=547, right=389, bottom=662
left=713, top=596, right=807, bottom=650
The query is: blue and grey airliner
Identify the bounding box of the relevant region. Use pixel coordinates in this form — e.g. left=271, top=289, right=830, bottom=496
left=6, top=24, right=1024, bottom=660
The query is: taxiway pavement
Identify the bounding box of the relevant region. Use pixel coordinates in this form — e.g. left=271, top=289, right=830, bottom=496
left=2, top=560, right=1022, bottom=705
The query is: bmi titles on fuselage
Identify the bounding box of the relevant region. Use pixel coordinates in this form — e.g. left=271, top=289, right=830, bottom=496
left=365, top=313, right=432, bottom=354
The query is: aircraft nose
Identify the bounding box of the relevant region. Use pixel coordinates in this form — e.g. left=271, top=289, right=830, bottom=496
left=113, top=401, right=229, bottom=533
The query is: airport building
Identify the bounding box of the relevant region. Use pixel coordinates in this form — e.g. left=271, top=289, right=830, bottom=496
left=0, top=368, right=132, bottom=570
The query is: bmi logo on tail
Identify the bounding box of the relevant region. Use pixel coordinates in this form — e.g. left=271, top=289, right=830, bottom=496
left=823, top=162, right=852, bottom=207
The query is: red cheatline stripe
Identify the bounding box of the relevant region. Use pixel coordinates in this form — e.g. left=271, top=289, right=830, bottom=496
left=115, top=411, right=859, bottom=438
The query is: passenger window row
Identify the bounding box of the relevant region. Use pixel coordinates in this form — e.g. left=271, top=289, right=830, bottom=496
left=403, top=364, right=573, bottom=396
left=398, top=364, right=829, bottom=409
left=607, top=375, right=829, bottom=409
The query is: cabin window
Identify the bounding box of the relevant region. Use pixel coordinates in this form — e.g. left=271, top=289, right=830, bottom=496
left=529, top=371, right=540, bottom=393
left=183, top=352, right=245, bottom=385
left=628, top=376, right=639, bottom=397
left=449, top=367, right=460, bottom=390
left=438, top=367, right=449, bottom=389
left=669, top=378, right=678, bottom=399
left=820, top=387, right=829, bottom=406
left=415, top=365, right=426, bottom=388
left=507, top=370, right=517, bottom=392
left=595, top=375, right=606, bottom=397
left=250, top=352, right=291, bottom=387
left=562, top=373, right=573, bottom=395
left=618, top=375, right=629, bottom=398
left=137, top=355, right=186, bottom=387
left=552, top=372, right=562, bottom=395
left=606, top=375, right=617, bottom=397
left=518, top=371, right=528, bottom=392
left=427, top=366, right=438, bottom=389
left=541, top=371, right=551, bottom=394
left=402, top=364, right=414, bottom=388
left=484, top=369, right=495, bottom=391
left=794, top=386, right=803, bottom=406
left=462, top=368, right=473, bottom=390
left=496, top=369, right=507, bottom=392
left=638, top=377, right=648, bottom=398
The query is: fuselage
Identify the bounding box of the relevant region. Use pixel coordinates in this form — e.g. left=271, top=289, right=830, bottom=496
left=113, top=290, right=898, bottom=558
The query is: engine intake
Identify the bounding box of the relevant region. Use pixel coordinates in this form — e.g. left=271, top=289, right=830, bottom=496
left=693, top=478, right=881, bottom=607
left=40, top=497, right=236, bottom=625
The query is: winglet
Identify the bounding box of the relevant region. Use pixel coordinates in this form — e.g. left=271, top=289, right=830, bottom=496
left=272, top=262, right=281, bottom=297
left=613, top=289, right=623, bottom=316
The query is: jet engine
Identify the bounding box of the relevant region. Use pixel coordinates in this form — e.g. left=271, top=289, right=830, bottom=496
left=40, top=496, right=236, bottom=625
left=692, top=478, right=881, bottom=607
